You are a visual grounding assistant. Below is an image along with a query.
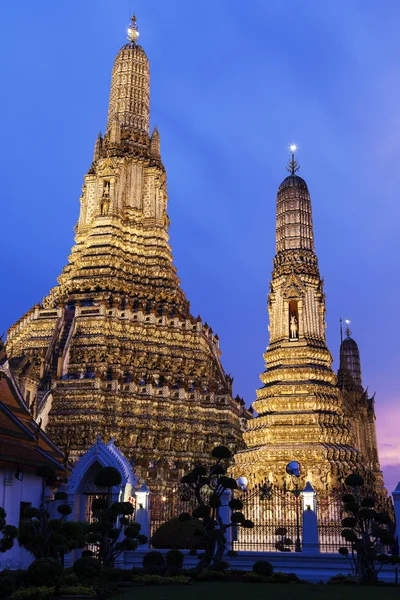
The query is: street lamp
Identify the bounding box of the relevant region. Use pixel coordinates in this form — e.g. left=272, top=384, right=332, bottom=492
left=284, top=461, right=302, bottom=552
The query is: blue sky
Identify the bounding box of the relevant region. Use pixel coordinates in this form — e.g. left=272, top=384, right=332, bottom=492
left=1, top=1, right=399, bottom=490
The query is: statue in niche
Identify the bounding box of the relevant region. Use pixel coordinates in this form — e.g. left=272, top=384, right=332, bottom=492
left=290, top=313, right=298, bottom=339
left=100, top=181, right=110, bottom=215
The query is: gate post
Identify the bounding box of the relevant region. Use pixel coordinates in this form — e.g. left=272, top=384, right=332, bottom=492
left=392, top=482, right=400, bottom=547
left=301, top=482, right=319, bottom=553
left=135, top=483, right=151, bottom=549
left=220, top=489, right=233, bottom=551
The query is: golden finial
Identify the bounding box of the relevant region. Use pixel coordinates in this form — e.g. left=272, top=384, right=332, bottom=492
left=127, top=14, right=140, bottom=43
left=286, top=144, right=300, bottom=175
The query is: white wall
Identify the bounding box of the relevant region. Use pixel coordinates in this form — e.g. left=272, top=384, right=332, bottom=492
left=0, top=468, right=43, bottom=570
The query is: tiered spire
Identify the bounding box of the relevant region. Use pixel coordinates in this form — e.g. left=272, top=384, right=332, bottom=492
left=6, top=17, right=250, bottom=491
left=233, top=149, right=360, bottom=490
left=276, top=146, right=314, bottom=254
left=107, top=14, right=150, bottom=134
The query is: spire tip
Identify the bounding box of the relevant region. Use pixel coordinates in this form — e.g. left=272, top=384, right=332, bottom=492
left=286, top=144, right=300, bottom=175
left=127, top=14, right=140, bottom=43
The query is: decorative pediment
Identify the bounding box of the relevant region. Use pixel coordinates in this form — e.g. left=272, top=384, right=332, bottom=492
left=96, top=156, right=117, bottom=177
left=282, top=271, right=306, bottom=299
left=66, top=435, right=137, bottom=493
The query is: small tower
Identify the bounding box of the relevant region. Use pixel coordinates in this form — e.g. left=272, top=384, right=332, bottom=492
left=338, top=321, right=384, bottom=489
left=150, top=126, right=160, bottom=157
left=338, top=320, right=363, bottom=391
left=93, top=132, right=103, bottom=162
left=233, top=147, right=360, bottom=490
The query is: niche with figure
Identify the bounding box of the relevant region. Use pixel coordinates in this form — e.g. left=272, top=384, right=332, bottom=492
left=289, top=300, right=299, bottom=340
left=100, top=180, right=111, bottom=215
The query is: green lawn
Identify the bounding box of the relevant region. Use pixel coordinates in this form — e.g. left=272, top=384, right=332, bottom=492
left=113, top=582, right=399, bottom=600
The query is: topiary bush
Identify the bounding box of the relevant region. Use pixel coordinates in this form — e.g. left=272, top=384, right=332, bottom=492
left=10, top=587, right=55, bottom=600
left=195, top=569, right=226, bottom=581
left=272, top=572, right=300, bottom=583
left=0, top=576, right=16, bottom=598
left=72, top=557, right=102, bottom=580
left=58, top=587, right=96, bottom=596
left=131, top=574, right=191, bottom=586
left=165, top=549, right=184, bottom=575
left=28, top=558, right=63, bottom=587
left=142, top=551, right=165, bottom=574
left=327, top=573, right=356, bottom=585
left=252, top=560, right=273, bottom=577
left=151, top=517, right=205, bottom=549
left=1, top=570, right=29, bottom=590
left=62, top=573, right=79, bottom=586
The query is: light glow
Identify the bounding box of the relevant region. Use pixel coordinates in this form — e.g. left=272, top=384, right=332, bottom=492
left=345, top=319, right=351, bottom=325
left=290, top=144, right=297, bottom=153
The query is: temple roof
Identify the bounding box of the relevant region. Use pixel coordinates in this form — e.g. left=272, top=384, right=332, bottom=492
left=0, top=365, right=66, bottom=472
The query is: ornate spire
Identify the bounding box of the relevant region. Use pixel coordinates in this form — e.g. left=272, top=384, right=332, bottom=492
left=107, top=14, right=150, bottom=134
left=276, top=148, right=315, bottom=254
left=286, top=144, right=300, bottom=175
left=127, top=14, right=140, bottom=44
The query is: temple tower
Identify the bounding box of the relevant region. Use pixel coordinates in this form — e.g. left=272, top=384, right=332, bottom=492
left=6, top=17, right=250, bottom=490
left=233, top=149, right=360, bottom=490
left=338, top=321, right=383, bottom=488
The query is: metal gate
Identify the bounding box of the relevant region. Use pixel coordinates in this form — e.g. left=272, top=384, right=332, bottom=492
left=234, top=482, right=302, bottom=552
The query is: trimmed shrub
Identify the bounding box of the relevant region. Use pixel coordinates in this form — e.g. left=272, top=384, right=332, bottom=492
left=243, top=572, right=264, bottom=583
left=142, top=551, right=165, bottom=574
left=211, top=446, right=232, bottom=460
left=327, top=573, right=356, bottom=585
left=252, top=560, right=273, bottom=577
left=72, top=557, right=102, bottom=580
left=58, top=587, right=96, bottom=596
left=10, top=587, right=55, bottom=600
left=195, top=569, right=226, bottom=581
left=62, top=574, right=79, bottom=586
left=151, top=517, right=204, bottom=549
left=0, top=576, right=16, bottom=598
left=165, top=549, right=184, bottom=567
left=28, top=558, right=63, bottom=587
left=132, top=575, right=191, bottom=586
left=102, top=568, right=133, bottom=582
left=165, top=549, right=184, bottom=575
left=1, top=570, right=29, bottom=590
left=272, top=572, right=300, bottom=583
left=94, top=467, right=121, bottom=488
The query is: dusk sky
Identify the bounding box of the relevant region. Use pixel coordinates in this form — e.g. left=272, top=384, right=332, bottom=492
left=1, top=1, right=399, bottom=491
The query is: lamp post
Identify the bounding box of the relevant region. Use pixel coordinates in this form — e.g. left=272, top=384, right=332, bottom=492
left=284, top=460, right=302, bottom=552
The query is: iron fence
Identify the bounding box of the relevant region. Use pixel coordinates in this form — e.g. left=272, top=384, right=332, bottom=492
left=233, top=482, right=303, bottom=552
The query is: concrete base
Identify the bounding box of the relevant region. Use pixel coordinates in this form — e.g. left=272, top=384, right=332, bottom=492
left=124, top=549, right=398, bottom=584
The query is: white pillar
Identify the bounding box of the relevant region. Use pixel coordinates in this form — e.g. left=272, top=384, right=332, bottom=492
left=219, top=489, right=232, bottom=550
left=392, top=483, right=400, bottom=546
left=135, top=483, right=151, bottom=549
left=301, top=482, right=319, bottom=553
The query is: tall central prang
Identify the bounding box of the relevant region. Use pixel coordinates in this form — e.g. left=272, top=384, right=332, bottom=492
left=233, top=147, right=360, bottom=489
left=6, top=17, right=250, bottom=490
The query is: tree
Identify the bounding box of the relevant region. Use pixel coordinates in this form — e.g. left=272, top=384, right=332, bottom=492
left=0, top=507, right=18, bottom=553
left=338, top=473, right=395, bottom=583
left=18, top=491, right=88, bottom=564
left=86, top=466, right=147, bottom=567
left=178, top=445, right=254, bottom=572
